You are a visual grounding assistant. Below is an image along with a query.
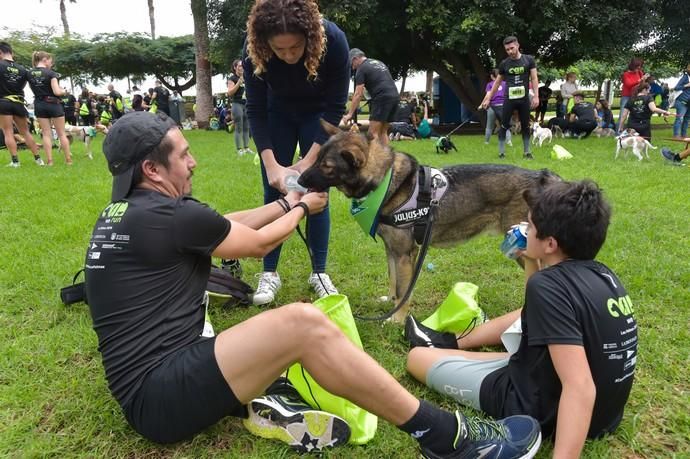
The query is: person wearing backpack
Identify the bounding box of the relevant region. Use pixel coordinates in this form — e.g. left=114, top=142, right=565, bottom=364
left=108, top=83, right=125, bottom=120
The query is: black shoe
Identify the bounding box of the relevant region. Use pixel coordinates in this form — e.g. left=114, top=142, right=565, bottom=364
left=221, top=258, right=243, bottom=278
left=661, top=147, right=681, bottom=163
left=523, top=152, right=534, bottom=160
left=404, top=316, right=459, bottom=349
left=420, top=412, right=542, bottom=459
left=243, top=378, right=351, bottom=453
left=498, top=153, right=505, bottom=159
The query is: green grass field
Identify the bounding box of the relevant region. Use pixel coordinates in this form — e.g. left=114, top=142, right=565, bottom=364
left=1, top=121, right=688, bottom=458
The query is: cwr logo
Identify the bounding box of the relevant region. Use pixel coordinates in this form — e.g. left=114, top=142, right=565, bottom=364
left=509, top=66, right=525, bottom=74
left=101, top=202, right=129, bottom=219
left=607, top=295, right=634, bottom=318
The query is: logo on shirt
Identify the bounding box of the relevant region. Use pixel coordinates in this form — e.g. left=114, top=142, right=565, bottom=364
left=508, top=66, right=525, bottom=75
left=101, top=201, right=129, bottom=223
left=606, top=295, right=634, bottom=318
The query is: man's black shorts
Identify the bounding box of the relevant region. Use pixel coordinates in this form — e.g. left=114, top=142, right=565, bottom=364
left=0, top=99, right=29, bottom=117
left=34, top=100, right=65, bottom=119
left=122, top=336, right=246, bottom=444
left=370, top=96, right=400, bottom=123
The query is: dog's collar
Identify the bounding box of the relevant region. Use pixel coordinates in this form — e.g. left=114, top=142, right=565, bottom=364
left=350, top=168, right=393, bottom=239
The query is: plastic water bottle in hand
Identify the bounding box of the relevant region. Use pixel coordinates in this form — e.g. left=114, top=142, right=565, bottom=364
left=284, top=174, right=308, bottom=193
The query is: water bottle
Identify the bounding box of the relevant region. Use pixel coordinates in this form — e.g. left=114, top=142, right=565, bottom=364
left=284, top=174, right=308, bottom=193
left=500, top=222, right=529, bottom=259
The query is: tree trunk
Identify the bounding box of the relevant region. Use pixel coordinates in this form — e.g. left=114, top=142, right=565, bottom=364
left=60, top=0, right=70, bottom=38
left=148, top=0, right=156, bottom=39
left=191, top=0, right=213, bottom=129
left=426, top=70, right=433, bottom=95
left=399, top=74, right=406, bottom=95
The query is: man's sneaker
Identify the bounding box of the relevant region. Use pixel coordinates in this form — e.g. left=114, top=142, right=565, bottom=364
left=404, top=316, right=459, bottom=349
left=35, top=157, right=45, bottom=166
left=661, top=147, right=680, bottom=162
left=420, top=412, right=541, bottom=459
left=308, top=273, right=338, bottom=298
left=253, top=272, right=281, bottom=305
left=523, top=152, right=534, bottom=160
left=221, top=258, right=243, bottom=279
left=243, top=378, right=351, bottom=453
left=498, top=153, right=505, bottom=159
left=7, top=161, right=19, bottom=168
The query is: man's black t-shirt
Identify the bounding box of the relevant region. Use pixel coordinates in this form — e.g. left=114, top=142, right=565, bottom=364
left=153, top=86, right=170, bottom=109
left=84, top=189, right=231, bottom=407
left=498, top=54, right=536, bottom=101
left=571, top=101, right=596, bottom=122
left=228, top=74, right=245, bottom=103
left=61, top=94, right=76, bottom=116
left=0, top=59, right=29, bottom=101
left=480, top=260, right=637, bottom=438
left=394, top=100, right=415, bottom=123
left=27, top=67, right=59, bottom=99
left=625, top=95, right=653, bottom=124
left=354, top=58, right=399, bottom=100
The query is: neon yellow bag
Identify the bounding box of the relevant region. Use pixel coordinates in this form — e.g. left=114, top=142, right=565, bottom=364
left=421, top=282, right=487, bottom=334
left=286, top=294, right=378, bottom=444
left=551, top=144, right=573, bottom=160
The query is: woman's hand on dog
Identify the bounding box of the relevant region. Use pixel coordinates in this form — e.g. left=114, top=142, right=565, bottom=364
left=299, top=192, right=328, bottom=215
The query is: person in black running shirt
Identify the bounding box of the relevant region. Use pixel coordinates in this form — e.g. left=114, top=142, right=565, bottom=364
left=406, top=179, right=637, bottom=459
left=27, top=50, right=73, bottom=165
left=0, top=41, right=44, bottom=167
left=548, top=92, right=598, bottom=138
left=342, top=48, right=400, bottom=146
left=481, top=36, right=539, bottom=159
left=84, top=110, right=541, bottom=457
left=108, top=83, right=125, bottom=120
left=619, top=82, right=670, bottom=140
left=151, top=80, right=170, bottom=115
left=61, top=88, right=77, bottom=126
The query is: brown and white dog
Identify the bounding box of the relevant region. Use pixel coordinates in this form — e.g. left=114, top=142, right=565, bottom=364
left=615, top=129, right=656, bottom=161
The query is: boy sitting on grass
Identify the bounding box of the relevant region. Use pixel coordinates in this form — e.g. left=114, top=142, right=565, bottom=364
left=405, top=179, right=638, bottom=458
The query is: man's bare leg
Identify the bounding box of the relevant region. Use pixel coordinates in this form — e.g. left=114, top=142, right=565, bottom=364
left=368, top=120, right=389, bottom=146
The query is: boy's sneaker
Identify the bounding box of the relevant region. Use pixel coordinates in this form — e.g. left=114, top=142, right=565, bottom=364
left=420, top=412, right=541, bottom=459
left=308, top=273, right=338, bottom=298
left=404, top=316, right=459, bottom=349
left=221, top=258, right=243, bottom=279
left=661, top=147, right=680, bottom=162
left=253, top=272, right=281, bottom=305
left=243, top=378, right=351, bottom=453
left=7, top=161, right=20, bottom=168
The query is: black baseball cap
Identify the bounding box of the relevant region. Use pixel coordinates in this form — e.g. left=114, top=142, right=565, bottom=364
left=103, top=111, right=177, bottom=202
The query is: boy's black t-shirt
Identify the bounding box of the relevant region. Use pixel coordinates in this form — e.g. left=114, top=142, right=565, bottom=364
left=480, top=259, right=637, bottom=438
left=571, top=101, right=596, bottom=122
left=354, top=58, right=399, bottom=100
left=498, top=54, right=536, bottom=101
left=625, top=95, right=653, bottom=124
left=153, top=86, right=170, bottom=109
left=27, top=67, right=59, bottom=99
left=84, top=189, right=231, bottom=408
left=0, top=59, right=29, bottom=100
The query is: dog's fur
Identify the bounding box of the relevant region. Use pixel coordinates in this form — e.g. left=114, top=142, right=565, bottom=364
left=299, top=121, right=560, bottom=322
left=615, top=129, right=656, bottom=160
left=531, top=123, right=553, bottom=147
left=593, top=126, right=616, bottom=138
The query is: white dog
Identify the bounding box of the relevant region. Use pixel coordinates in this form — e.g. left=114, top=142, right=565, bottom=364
left=62, top=125, right=103, bottom=159
left=531, top=123, right=553, bottom=147
left=615, top=129, right=656, bottom=161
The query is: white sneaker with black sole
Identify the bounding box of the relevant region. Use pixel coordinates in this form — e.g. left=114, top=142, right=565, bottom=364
left=308, top=273, right=338, bottom=298
left=243, top=378, right=351, bottom=453
left=253, top=272, right=281, bottom=305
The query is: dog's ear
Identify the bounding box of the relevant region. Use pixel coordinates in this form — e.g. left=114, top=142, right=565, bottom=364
left=341, top=149, right=367, bottom=169
left=320, top=119, right=341, bottom=138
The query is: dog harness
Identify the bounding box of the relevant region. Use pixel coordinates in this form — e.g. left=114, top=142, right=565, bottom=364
left=379, top=166, right=448, bottom=244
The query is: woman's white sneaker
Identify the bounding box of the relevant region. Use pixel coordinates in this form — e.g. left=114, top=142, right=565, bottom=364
left=308, top=273, right=338, bottom=298
left=253, top=272, right=281, bottom=305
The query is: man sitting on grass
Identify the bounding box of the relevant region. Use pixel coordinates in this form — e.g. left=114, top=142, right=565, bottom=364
left=84, top=111, right=542, bottom=458
left=405, top=179, right=637, bottom=458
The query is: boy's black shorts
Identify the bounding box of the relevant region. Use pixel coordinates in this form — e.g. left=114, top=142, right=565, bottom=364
left=34, top=100, right=65, bottom=119
left=122, top=336, right=246, bottom=444
left=0, top=99, right=28, bottom=117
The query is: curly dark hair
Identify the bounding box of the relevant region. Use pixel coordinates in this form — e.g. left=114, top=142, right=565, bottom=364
left=246, top=0, right=326, bottom=80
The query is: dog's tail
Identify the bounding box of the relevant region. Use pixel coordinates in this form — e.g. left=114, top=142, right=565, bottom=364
left=645, top=140, right=657, bottom=149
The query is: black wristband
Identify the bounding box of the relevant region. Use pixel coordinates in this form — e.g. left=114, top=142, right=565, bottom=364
left=276, top=198, right=290, bottom=214
left=292, top=202, right=310, bottom=217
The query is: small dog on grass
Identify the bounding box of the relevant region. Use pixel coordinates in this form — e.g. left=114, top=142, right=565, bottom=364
left=615, top=129, right=656, bottom=161
left=531, top=123, right=553, bottom=147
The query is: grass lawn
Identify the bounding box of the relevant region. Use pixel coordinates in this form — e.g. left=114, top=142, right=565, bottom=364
left=1, top=119, right=688, bottom=458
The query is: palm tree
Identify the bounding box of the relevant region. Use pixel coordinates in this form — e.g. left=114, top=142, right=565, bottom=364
left=39, top=0, right=76, bottom=38
left=147, top=0, right=156, bottom=39
left=191, top=0, right=212, bottom=129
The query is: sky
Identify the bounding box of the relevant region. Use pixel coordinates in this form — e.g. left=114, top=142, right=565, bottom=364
left=3, top=0, right=429, bottom=96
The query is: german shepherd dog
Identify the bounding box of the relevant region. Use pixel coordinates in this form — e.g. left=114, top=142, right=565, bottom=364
left=299, top=121, right=560, bottom=322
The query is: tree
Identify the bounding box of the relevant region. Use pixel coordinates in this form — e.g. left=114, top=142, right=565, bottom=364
left=38, top=0, right=76, bottom=38
left=147, top=0, right=156, bottom=39
left=191, top=0, right=213, bottom=129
